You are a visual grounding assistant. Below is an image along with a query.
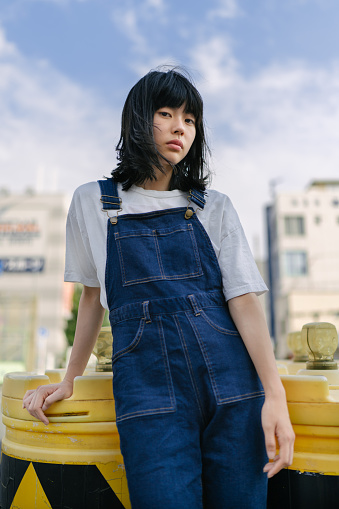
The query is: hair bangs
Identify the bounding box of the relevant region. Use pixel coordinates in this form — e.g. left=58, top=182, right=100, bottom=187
left=152, top=72, right=203, bottom=122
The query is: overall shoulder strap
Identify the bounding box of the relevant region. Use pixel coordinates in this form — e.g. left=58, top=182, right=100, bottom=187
left=98, top=178, right=121, bottom=211
left=189, top=188, right=206, bottom=210
left=185, top=188, right=206, bottom=219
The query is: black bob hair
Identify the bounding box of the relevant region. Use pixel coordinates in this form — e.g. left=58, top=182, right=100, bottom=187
left=111, top=68, right=211, bottom=191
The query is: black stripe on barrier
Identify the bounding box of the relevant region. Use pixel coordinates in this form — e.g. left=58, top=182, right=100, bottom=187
left=267, top=468, right=339, bottom=509
left=0, top=454, right=30, bottom=509
left=1, top=454, right=126, bottom=509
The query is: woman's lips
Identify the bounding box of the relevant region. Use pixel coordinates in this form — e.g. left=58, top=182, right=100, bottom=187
left=166, top=139, right=183, bottom=150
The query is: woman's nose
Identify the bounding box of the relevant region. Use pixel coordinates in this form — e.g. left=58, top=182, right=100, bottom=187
left=172, top=118, right=185, bottom=135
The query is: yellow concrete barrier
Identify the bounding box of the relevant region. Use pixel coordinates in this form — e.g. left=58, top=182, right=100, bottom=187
left=1, top=369, right=131, bottom=509
left=268, top=322, right=339, bottom=508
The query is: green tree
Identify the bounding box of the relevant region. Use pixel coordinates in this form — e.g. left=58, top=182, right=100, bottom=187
left=65, top=284, right=82, bottom=347
left=64, top=284, right=110, bottom=346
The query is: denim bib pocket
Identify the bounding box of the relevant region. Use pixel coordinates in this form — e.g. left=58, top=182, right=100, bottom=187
left=111, top=316, right=176, bottom=422
left=114, top=224, right=203, bottom=286
left=186, top=307, right=264, bottom=405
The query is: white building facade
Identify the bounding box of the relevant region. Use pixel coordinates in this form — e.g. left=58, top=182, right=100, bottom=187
left=0, top=191, right=70, bottom=380
left=266, top=181, right=339, bottom=358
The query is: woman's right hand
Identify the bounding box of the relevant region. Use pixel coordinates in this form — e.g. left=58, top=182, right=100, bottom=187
left=22, top=379, right=74, bottom=425
left=22, top=286, right=105, bottom=426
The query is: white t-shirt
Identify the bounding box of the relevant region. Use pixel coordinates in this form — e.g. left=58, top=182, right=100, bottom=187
left=64, top=181, right=268, bottom=309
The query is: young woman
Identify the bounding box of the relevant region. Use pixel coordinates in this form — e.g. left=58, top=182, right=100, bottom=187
left=23, top=68, right=294, bottom=509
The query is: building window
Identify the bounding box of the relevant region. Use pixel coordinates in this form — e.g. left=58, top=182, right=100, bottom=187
left=283, top=251, right=308, bottom=276
left=284, top=216, right=305, bottom=235
left=333, top=198, right=339, bottom=207
left=314, top=216, right=322, bottom=225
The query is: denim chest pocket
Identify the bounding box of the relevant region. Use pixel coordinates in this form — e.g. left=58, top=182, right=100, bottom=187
left=114, top=224, right=203, bottom=286
left=111, top=316, right=176, bottom=422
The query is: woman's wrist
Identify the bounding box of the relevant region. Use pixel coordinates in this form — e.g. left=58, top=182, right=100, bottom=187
left=62, top=372, right=78, bottom=386
left=263, top=380, right=286, bottom=400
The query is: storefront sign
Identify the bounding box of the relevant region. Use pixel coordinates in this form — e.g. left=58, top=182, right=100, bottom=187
left=0, top=257, right=45, bottom=273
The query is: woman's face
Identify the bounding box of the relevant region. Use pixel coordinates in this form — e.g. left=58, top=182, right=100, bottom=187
left=153, top=104, right=196, bottom=170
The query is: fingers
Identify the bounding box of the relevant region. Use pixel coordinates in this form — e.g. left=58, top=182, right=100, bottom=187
left=263, top=457, right=279, bottom=478
left=261, top=398, right=295, bottom=478
left=263, top=449, right=293, bottom=478
left=25, top=386, right=52, bottom=425
left=22, top=382, right=73, bottom=425
left=264, top=426, right=277, bottom=461
left=22, top=385, right=58, bottom=425
left=42, top=388, right=65, bottom=411
left=22, top=390, right=35, bottom=409
left=263, top=427, right=295, bottom=478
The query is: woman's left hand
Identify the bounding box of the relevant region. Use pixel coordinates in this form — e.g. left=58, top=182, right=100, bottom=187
left=261, top=395, right=295, bottom=478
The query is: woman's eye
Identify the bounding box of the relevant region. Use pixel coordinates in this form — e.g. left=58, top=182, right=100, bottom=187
left=186, top=118, right=195, bottom=125
left=159, top=111, right=170, bottom=117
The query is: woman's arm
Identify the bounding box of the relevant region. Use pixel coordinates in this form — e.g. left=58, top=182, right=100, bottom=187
left=228, top=292, right=295, bottom=478
left=23, top=285, right=105, bottom=425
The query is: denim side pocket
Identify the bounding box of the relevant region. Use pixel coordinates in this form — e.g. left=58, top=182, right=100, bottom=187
left=111, top=316, right=176, bottom=422
left=114, top=224, right=203, bottom=286
left=187, top=307, right=264, bottom=404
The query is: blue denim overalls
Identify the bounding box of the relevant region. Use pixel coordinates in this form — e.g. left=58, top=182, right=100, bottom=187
left=98, top=178, right=267, bottom=509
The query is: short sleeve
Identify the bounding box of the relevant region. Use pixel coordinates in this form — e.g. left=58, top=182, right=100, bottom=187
left=64, top=198, right=100, bottom=287
left=219, top=225, right=268, bottom=301
left=214, top=195, right=268, bottom=302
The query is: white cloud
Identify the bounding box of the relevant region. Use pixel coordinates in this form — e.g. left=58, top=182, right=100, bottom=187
left=0, top=27, right=119, bottom=194
left=0, top=29, right=18, bottom=57
left=144, top=0, right=165, bottom=10
left=296, top=0, right=330, bottom=4
left=110, top=2, right=172, bottom=76
left=208, top=0, right=242, bottom=20
left=190, top=37, right=339, bottom=252
left=111, top=7, right=149, bottom=55
left=111, top=0, right=168, bottom=61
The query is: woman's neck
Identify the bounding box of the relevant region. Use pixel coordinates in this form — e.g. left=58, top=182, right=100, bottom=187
left=139, top=167, right=173, bottom=191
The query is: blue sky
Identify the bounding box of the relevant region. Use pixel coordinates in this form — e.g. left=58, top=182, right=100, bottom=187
left=1, top=0, right=339, bottom=253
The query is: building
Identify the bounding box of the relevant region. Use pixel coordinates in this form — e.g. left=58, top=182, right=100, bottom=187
left=266, top=181, right=339, bottom=358
left=0, top=190, right=70, bottom=380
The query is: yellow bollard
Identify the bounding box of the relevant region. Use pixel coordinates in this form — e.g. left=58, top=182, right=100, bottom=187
left=1, top=358, right=131, bottom=508
left=287, top=330, right=308, bottom=363
left=297, top=322, right=339, bottom=385
left=93, top=326, right=113, bottom=372
left=276, top=330, right=307, bottom=375
left=268, top=322, right=339, bottom=508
